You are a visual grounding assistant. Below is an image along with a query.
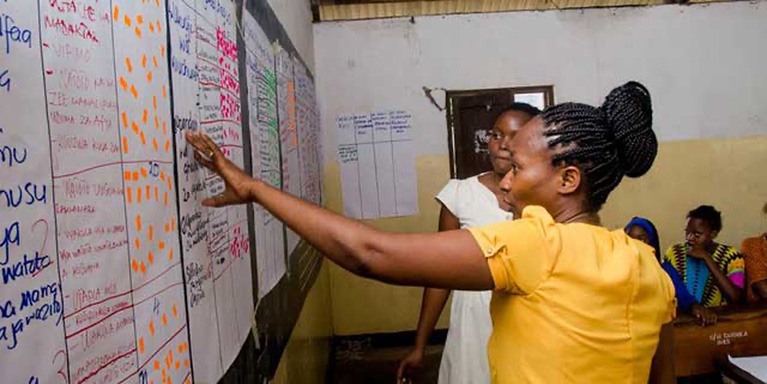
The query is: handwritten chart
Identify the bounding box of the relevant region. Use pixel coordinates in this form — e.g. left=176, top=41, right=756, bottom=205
left=242, top=11, right=286, bottom=299
left=337, top=110, right=418, bottom=220
left=1, top=2, right=66, bottom=383
left=1, top=0, right=322, bottom=382
left=167, top=0, right=253, bottom=381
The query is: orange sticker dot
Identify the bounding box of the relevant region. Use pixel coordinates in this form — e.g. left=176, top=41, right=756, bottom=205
left=124, top=15, right=131, bottom=27
left=156, top=21, right=162, bottom=33
left=137, top=188, right=142, bottom=203
left=126, top=187, right=133, bottom=204
left=124, top=171, right=131, bottom=181
left=147, top=71, right=153, bottom=83
left=154, top=186, right=159, bottom=201
left=163, top=191, right=168, bottom=207
left=148, top=225, right=154, bottom=241
left=153, top=56, right=158, bottom=68
left=149, top=320, right=155, bottom=336
left=162, top=121, right=167, bottom=135
left=142, top=54, right=147, bottom=68
left=140, top=131, right=147, bottom=145
left=184, top=359, right=189, bottom=368
left=175, top=360, right=180, bottom=370
left=113, top=6, right=119, bottom=21
left=159, top=241, right=165, bottom=251
left=162, top=85, right=167, bottom=98
left=121, top=112, right=128, bottom=128
left=168, top=249, right=173, bottom=261
left=146, top=186, right=151, bottom=201
left=122, top=137, right=128, bottom=154
left=130, top=84, right=138, bottom=99
left=139, top=337, right=145, bottom=353
left=140, top=260, right=146, bottom=274
left=134, top=237, right=140, bottom=250
left=132, top=172, right=139, bottom=182
left=136, top=215, right=142, bottom=231
left=164, top=223, right=170, bottom=233
left=169, top=349, right=174, bottom=363
left=142, top=109, right=148, bottom=124
left=172, top=304, right=177, bottom=317
left=137, top=14, right=144, bottom=24
left=154, top=360, right=160, bottom=371
left=132, top=121, right=140, bottom=134
left=153, top=96, right=157, bottom=111
left=154, top=115, right=160, bottom=130
left=119, top=77, right=128, bottom=91
left=153, top=137, right=159, bottom=152
left=162, top=313, right=168, bottom=326
left=134, top=27, right=142, bottom=38
left=149, top=22, right=155, bottom=33
left=131, top=259, right=138, bottom=272
left=141, top=168, right=148, bottom=178
left=125, top=57, right=132, bottom=73
left=160, top=172, right=165, bottom=181
left=165, top=140, right=170, bottom=153
left=148, top=251, right=154, bottom=265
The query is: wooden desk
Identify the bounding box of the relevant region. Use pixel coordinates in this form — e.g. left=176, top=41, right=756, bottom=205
left=673, top=304, right=767, bottom=378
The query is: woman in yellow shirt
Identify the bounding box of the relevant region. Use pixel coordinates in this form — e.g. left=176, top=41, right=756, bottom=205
left=185, top=81, right=675, bottom=383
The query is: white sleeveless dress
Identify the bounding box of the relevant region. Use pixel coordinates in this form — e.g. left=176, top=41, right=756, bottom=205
left=435, top=174, right=513, bottom=384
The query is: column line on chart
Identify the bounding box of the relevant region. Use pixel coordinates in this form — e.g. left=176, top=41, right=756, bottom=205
left=390, top=122, right=399, bottom=216
left=371, top=122, right=381, bottom=218
left=164, top=0, right=198, bottom=379
left=196, top=11, right=226, bottom=372
left=353, top=118, right=364, bottom=219
left=273, top=53, right=289, bottom=274
left=108, top=0, right=142, bottom=372
left=36, top=0, right=72, bottom=381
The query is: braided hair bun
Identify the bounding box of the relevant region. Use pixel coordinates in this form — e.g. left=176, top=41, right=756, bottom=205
left=601, top=81, right=656, bottom=178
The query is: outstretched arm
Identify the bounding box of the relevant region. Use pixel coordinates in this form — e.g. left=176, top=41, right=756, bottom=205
left=185, top=131, right=494, bottom=290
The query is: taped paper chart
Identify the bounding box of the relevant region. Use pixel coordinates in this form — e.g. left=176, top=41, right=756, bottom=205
left=337, top=110, right=418, bottom=220
left=0, top=0, right=322, bottom=382
left=242, top=11, right=286, bottom=299
left=167, top=0, right=254, bottom=381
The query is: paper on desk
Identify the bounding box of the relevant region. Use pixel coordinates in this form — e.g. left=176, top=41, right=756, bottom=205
left=728, top=355, right=767, bottom=381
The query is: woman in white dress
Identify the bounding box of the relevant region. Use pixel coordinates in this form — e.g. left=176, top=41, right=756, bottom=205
left=396, top=103, right=540, bottom=384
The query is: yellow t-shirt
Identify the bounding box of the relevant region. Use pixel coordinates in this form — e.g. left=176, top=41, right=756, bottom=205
left=468, top=206, right=676, bottom=384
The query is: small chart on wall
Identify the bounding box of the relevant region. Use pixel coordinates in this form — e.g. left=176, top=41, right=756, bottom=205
left=337, top=110, right=418, bottom=220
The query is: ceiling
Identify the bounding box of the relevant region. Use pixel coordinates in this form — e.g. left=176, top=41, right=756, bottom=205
left=313, top=0, right=730, bottom=22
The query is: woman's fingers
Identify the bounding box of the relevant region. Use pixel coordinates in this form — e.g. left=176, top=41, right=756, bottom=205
left=193, top=150, right=217, bottom=173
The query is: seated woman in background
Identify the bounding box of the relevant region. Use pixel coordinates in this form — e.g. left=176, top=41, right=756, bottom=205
left=186, top=81, right=675, bottom=383
left=397, top=103, right=540, bottom=384
left=743, top=203, right=767, bottom=303
left=666, top=205, right=745, bottom=307
left=625, top=217, right=717, bottom=326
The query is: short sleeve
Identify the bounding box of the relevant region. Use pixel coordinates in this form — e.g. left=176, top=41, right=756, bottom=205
left=743, top=238, right=767, bottom=286
left=725, top=251, right=745, bottom=288
left=467, top=206, right=556, bottom=294
left=435, top=179, right=462, bottom=218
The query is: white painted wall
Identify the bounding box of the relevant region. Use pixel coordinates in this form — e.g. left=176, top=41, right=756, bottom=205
left=266, top=0, right=315, bottom=72
left=314, top=1, right=767, bottom=162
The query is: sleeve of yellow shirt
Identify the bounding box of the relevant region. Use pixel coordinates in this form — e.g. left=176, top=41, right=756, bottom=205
left=467, top=206, right=557, bottom=295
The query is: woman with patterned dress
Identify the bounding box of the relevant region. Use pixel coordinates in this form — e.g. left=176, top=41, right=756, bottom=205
left=665, top=205, right=745, bottom=307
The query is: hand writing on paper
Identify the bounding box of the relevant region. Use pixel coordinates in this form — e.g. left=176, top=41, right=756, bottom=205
left=185, top=131, right=254, bottom=207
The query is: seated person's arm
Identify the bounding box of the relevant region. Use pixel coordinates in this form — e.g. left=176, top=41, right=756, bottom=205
left=688, top=247, right=744, bottom=303
left=743, top=237, right=767, bottom=301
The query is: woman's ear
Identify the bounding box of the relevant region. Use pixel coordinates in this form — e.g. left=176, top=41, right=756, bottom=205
left=557, top=165, right=582, bottom=195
